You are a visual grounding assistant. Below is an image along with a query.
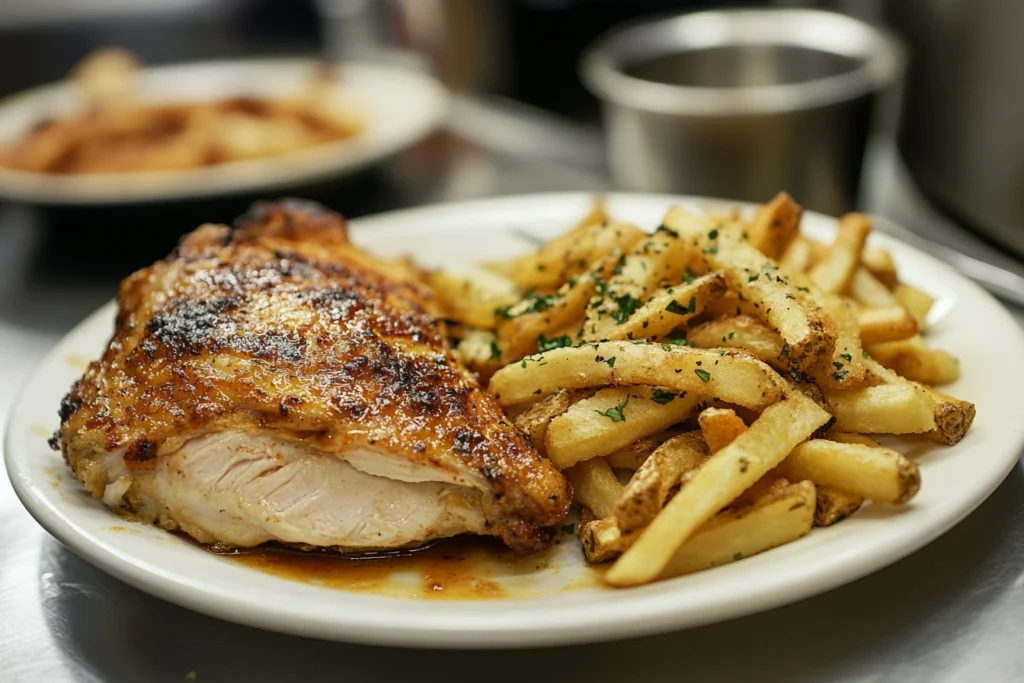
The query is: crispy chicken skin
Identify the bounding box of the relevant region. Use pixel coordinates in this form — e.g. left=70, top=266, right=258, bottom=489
left=52, top=199, right=570, bottom=551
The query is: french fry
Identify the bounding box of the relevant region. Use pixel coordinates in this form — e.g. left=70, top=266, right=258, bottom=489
left=512, top=389, right=585, bottom=455
left=605, top=435, right=662, bottom=470
left=565, top=458, right=624, bottom=519
left=582, top=228, right=694, bottom=342
left=814, top=486, right=864, bottom=526
left=660, top=481, right=816, bottom=578
left=428, top=267, right=520, bottom=328
left=780, top=236, right=814, bottom=273
left=862, top=357, right=975, bottom=445
left=828, top=431, right=881, bottom=447
left=857, top=306, right=919, bottom=345
left=808, top=213, right=872, bottom=294
left=613, top=432, right=708, bottom=534
left=698, top=407, right=748, bottom=453
left=496, top=248, right=624, bottom=359
left=579, top=516, right=627, bottom=563
left=867, top=336, right=960, bottom=385
left=490, top=341, right=786, bottom=409
left=454, top=328, right=503, bottom=379
left=825, top=383, right=937, bottom=435
left=777, top=439, right=921, bottom=503
left=847, top=267, right=898, bottom=308
left=748, top=192, right=803, bottom=260
left=688, top=315, right=787, bottom=370
left=894, top=283, right=935, bottom=329
left=664, top=207, right=836, bottom=371
left=605, top=391, right=832, bottom=586
left=607, top=272, right=728, bottom=341
left=814, top=292, right=867, bottom=389
left=862, top=247, right=898, bottom=289
left=545, top=387, right=701, bottom=469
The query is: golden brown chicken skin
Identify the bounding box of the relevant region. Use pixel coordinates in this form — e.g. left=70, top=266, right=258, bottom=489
left=53, top=200, right=570, bottom=552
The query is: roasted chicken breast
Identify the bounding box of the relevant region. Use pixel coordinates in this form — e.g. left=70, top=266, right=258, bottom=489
left=51, top=200, right=570, bottom=552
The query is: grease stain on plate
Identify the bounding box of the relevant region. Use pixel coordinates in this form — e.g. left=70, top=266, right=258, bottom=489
left=231, top=534, right=607, bottom=600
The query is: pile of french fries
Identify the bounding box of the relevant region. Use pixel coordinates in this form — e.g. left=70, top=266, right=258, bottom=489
left=430, top=193, right=976, bottom=588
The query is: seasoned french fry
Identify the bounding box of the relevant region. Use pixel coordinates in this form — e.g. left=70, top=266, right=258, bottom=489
left=579, top=516, right=626, bottom=563
left=777, top=439, right=921, bottom=503
left=814, top=292, right=867, bottom=389
left=857, top=306, right=919, bottom=345
left=496, top=249, right=623, bottom=359
left=748, top=192, right=803, bottom=260
left=455, top=328, right=503, bottom=379
left=545, top=387, right=701, bottom=469
left=605, top=435, right=662, bottom=470
left=512, top=389, right=586, bottom=455
left=808, top=213, right=872, bottom=294
left=582, top=228, right=694, bottom=342
left=605, top=391, right=832, bottom=586
left=688, top=315, right=787, bottom=370
left=867, top=336, right=960, bottom=386
left=814, top=486, right=864, bottom=526
left=566, top=458, right=624, bottom=519
left=607, top=272, right=728, bottom=341
left=862, top=247, right=898, bottom=289
left=847, top=267, right=898, bottom=308
left=614, top=432, right=708, bottom=534
left=660, top=481, right=816, bottom=578
left=490, top=341, right=786, bottom=409
left=664, top=208, right=836, bottom=371
left=894, top=283, right=935, bottom=329
left=698, top=407, right=748, bottom=453
left=428, top=267, right=520, bottom=328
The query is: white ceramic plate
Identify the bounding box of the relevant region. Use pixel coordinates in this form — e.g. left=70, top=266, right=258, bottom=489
left=6, top=193, right=1024, bottom=648
left=0, top=58, right=448, bottom=205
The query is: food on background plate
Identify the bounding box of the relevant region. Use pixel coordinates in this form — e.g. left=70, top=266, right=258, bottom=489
left=0, top=49, right=363, bottom=175
left=441, top=191, right=975, bottom=588
left=50, top=200, right=570, bottom=553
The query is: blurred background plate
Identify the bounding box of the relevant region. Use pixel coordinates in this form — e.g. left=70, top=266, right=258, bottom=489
left=0, top=58, right=448, bottom=205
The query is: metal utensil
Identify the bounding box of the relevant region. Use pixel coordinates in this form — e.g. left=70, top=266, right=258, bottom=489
left=580, top=9, right=904, bottom=216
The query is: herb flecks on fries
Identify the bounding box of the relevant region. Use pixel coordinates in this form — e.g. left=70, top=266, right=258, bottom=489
left=434, top=193, right=975, bottom=588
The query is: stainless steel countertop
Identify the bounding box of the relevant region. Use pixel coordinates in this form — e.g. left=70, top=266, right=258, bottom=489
left=3, top=105, right=1023, bottom=683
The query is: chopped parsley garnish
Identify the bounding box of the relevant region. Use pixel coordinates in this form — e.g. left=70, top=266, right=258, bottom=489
left=651, top=389, right=677, bottom=405
left=708, top=229, right=719, bottom=239
left=833, top=361, right=845, bottom=370
left=655, top=224, right=678, bottom=237
left=862, top=349, right=870, bottom=358
left=611, top=293, right=643, bottom=324
left=694, top=368, right=712, bottom=383
left=665, top=296, right=697, bottom=316
left=780, top=342, right=790, bottom=357
left=496, top=293, right=558, bottom=319
left=703, top=245, right=719, bottom=255
left=733, top=552, right=743, bottom=561
left=797, top=286, right=811, bottom=293
left=840, top=353, right=853, bottom=362
left=605, top=356, right=617, bottom=368
left=789, top=369, right=804, bottom=383
left=681, top=267, right=697, bottom=284
left=595, top=396, right=630, bottom=422
left=489, top=339, right=502, bottom=360
left=727, top=332, right=736, bottom=340
left=537, top=333, right=573, bottom=353
left=748, top=273, right=760, bottom=282
left=833, top=369, right=849, bottom=380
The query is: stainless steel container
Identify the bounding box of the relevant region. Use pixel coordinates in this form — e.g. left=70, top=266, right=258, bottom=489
left=581, top=9, right=904, bottom=216
left=885, top=0, right=1024, bottom=257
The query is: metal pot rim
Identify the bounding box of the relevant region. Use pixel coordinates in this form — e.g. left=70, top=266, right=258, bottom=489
left=580, top=8, right=905, bottom=117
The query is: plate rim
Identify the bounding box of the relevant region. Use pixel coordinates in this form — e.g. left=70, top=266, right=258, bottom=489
left=6, top=191, right=1024, bottom=649
left=0, top=57, right=449, bottom=205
